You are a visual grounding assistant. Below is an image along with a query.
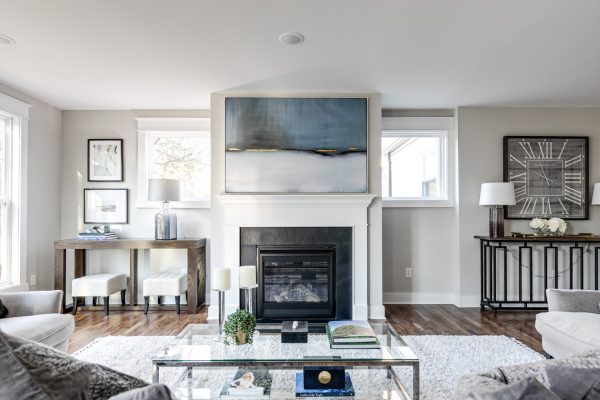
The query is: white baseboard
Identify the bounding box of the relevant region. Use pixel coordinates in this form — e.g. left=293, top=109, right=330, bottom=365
left=383, top=291, right=458, bottom=305
left=457, top=295, right=481, bottom=308
left=369, top=305, right=386, bottom=320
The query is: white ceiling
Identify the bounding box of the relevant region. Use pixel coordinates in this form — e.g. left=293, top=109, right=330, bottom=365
left=1, top=0, right=600, bottom=110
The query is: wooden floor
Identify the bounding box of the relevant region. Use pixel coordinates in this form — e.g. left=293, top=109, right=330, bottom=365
left=68, top=304, right=542, bottom=354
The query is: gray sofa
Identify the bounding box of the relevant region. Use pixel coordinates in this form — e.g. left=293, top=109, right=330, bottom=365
left=535, top=289, right=600, bottom=358
left=0, top=290, right=74, bottom=352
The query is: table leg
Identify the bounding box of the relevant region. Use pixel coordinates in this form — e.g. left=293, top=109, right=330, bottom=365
left=54, top=249, right=66, bottom=313
left=187, top=247, right=200, bottom=314
left=74, top=249, right=86, bottom=309
left=413, top=362, right=420, bottom=400
left=152, top=364, right=159, bottom=384
left=130, top=249, right=138, bottom=306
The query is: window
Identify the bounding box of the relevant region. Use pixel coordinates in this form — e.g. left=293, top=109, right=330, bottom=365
left=0, top=92, right=28, bottom=290
left=137, top=118, right=211, bottom=208
left=382, top=130, right=454, bottom=207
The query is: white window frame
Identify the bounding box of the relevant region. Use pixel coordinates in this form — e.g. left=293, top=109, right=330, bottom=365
left=136, top=117, right=211, bottom=209
left=0, top=92, right=29, bottom=292
left=382, top=116, right=455, bottom=208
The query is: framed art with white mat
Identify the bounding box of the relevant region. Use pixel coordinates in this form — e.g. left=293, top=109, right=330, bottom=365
left=84, top=188, right=128, bottom=224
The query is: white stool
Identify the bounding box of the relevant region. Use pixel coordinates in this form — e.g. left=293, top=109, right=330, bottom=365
left=143, top=268, right=187, bottom=314
left=72, top=273, right=127, bottom=316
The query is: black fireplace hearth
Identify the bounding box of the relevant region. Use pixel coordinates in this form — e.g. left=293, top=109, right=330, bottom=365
left=240, top=227, right=352, bottom=322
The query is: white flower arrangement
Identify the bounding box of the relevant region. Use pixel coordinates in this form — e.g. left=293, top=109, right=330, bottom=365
left=529, top=217, right=567, bottom=236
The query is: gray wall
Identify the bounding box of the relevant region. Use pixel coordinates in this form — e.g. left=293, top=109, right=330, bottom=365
left=60, top=110, right=211, bottom=303
left=457, top=107, right=600, bottom=305
left=0, top=82, right=62, bottom=290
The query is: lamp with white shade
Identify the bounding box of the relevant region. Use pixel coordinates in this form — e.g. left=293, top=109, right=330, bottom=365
left=592, top=183, right=600, bottom=206
left=479, top=182, right=516, bottom=238
left=148, top=179, right=181, bottom=240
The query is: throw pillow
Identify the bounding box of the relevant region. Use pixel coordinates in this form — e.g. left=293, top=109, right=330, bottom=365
left=468, top=378, right=561, bottom=400
left=1, top=331, right=148, bottom=400
left=109, top=384, right=174, bottom=400
left=0, top=298, right=8, bottom=318
left=546, top=365, right=600, bottom=400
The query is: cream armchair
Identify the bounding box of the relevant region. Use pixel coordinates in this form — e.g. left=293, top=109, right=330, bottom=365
left=0, top=290, right=74, bottom=352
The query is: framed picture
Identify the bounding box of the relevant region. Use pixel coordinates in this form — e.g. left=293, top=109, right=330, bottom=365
left=503, top=136, right=589, bottom=219
left=225, top=97, right=368, bottom=193
left=84, top=189, right=129, bottom=224
left=88, top=139, right=124, bottom=181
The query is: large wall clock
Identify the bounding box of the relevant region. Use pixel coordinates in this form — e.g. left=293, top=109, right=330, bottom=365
left=503, top=136, right=589, bottom=219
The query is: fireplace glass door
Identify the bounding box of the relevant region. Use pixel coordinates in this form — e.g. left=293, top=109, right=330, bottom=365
left=257, top=246, right=336, bottom=320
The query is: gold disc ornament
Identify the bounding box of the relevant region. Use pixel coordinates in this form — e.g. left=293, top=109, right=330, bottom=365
left=318, top=371, right=332, bottom=385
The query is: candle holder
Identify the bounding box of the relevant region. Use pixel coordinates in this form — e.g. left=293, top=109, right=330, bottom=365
left=241, top=284, right=258, bottom=315
left=212, top=289, right=227, bottom=337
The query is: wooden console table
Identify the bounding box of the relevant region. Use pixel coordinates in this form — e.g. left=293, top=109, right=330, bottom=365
left=54, top=238, right=206, bottom=314
left=475, top=236, right=600, bottom=314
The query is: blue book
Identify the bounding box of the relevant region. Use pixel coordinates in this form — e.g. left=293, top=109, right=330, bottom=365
left=295, top=372, right=355, bottom=397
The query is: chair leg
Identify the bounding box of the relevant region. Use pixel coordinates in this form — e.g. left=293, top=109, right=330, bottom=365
left=175, top=296, right=181, bottom=314
left=144, top=296, right=149, bottom=315
left=121, top=290, right=126, bottom=306
left=157, top=296, right=162, bottom=305
left=103, top=297, right=109, bottom=316
left=92, top=297, right=97, bottom=306
left=72, top=298, right=78, bottom=315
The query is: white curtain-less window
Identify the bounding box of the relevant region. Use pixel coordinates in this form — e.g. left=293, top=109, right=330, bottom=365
left=0, top=116, right=10, bottom=284
left=137, top=118, right=211, bottom=208
left=381, top=116, right=455, bottom=208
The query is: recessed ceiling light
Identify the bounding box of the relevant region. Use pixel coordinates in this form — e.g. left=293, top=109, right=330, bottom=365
left=0, top=34, right=16, bottom=45
left=278, top=32, right=304, bottom=45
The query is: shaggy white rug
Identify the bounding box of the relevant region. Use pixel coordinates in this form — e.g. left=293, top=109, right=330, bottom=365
left=74, top=335, right=543, bottom=399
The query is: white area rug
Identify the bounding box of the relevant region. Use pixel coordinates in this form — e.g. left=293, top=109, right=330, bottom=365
left=74, top=335, right=543, bottom=399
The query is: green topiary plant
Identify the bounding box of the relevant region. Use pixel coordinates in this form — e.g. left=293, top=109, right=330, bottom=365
left=223, top=309, right=257, bottom=345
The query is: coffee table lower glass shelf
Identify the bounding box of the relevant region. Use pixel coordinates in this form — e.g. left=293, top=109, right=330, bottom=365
left=152, top=323, right=419, bottom=400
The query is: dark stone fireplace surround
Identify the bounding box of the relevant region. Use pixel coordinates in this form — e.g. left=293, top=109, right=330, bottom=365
left=240, top=227, right=353, bottom=322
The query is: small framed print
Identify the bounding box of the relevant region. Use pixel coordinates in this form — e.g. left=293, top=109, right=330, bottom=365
left=504, top=136, right=589, bottom=219
left=84, top=189, right=128, bottom=224
left=88, top=139, right=124, bottom=182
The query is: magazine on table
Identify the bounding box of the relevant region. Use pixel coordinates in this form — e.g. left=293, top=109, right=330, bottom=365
left=219, top=369, right=272, bottom=399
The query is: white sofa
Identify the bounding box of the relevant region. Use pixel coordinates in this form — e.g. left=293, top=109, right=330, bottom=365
left=0, top=290, right=75, bottom=352
left=535, top=289, right=600, bottom=358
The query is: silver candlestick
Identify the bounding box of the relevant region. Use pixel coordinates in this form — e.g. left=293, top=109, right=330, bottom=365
left=212, top=289, right=226, bottom=336
left=241, top=284, right=258, bottom=315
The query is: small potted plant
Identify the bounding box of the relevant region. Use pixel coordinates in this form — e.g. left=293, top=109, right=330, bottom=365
left=223, top=309, right=257, bottom=345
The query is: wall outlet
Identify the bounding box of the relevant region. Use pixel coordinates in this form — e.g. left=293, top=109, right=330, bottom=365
left=405, top=268, right=413, bottom=278
left=30, top=274, right=37, bottom=286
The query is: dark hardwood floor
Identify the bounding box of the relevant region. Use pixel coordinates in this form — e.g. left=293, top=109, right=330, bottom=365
left=68, top=304, right=542, bottom=354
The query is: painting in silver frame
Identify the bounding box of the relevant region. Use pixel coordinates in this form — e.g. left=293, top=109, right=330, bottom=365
left=225, top=97, right=368, bottom=193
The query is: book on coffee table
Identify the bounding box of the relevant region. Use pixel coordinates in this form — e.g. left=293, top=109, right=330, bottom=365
left=219, top=369, right=272, bottom=399
left=326, top=320, right=380, bottom=349
left=295, top=372, right=355, bottom=397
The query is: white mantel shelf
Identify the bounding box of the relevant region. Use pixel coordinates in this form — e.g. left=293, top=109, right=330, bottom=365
left=216, top=194, right=376, bottom=207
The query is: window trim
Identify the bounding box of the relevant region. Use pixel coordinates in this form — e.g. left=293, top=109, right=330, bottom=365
left=382, top=116, right=455, bottom=208
left=136, top=117, right=211, bottom=209
left=0, top=92, right=29, bottom=291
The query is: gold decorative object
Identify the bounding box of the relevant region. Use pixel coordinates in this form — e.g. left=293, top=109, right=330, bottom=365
left=318, top=371, right=332, bottom=385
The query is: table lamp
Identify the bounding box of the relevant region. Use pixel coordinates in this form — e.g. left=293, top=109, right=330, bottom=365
left=148, top=179, right=181, bottom=240
left=592, top=183, right=600, bottom=207
left=479, top=182, right=516, bottom=238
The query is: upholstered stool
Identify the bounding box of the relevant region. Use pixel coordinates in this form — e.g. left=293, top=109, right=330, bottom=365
left=143, top=268, right=187, bottom=314
left=71, top=273, right=127, bottom=316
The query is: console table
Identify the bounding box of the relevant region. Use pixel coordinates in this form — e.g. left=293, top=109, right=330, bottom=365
left=54, top=238, right=206, bottom=314
left=475, top=236, right=600, bottom=314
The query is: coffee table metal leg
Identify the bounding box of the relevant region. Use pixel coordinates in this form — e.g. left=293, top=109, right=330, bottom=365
left=388, top=366, right=412, bottom=400
left=152, top=364, right=160, bottom=384
left=413, top=362, right=420, bottom=400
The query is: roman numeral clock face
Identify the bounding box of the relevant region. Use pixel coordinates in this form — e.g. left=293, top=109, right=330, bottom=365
left=504, top=137, right=589, bottom=219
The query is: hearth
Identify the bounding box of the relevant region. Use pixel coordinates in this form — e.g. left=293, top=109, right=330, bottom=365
left=257, top=246, right=336, bottom=320
left=240, top=227, right=353, bottom=322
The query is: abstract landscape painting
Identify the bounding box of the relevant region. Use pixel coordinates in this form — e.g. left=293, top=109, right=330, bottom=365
left=225, top=97, right=368, bottom=193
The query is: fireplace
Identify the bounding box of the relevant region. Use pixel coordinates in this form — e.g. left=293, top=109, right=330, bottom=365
left=240, top=227, right=353, bottom=322
left=257, top=246, right=336, bottom=320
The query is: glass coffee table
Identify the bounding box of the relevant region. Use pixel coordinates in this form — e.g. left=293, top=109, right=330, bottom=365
left=152, top=323, right=419, bottom=399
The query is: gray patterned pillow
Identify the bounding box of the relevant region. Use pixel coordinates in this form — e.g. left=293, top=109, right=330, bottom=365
left=1, top=332, right=148, bottom=400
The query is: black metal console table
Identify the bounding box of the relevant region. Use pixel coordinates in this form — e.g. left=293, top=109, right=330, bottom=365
left=475, top=236, right=600, bottom=314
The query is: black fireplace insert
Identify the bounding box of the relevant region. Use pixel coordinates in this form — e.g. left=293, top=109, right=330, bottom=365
left=256, top=246, right=336, bottom=321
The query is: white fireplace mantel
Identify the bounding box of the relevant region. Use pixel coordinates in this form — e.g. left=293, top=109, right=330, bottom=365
left=208, top=193, right=377, bottom=321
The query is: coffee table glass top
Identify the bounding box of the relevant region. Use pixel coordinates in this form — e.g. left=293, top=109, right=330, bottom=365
left=153, top=323, right=418, bottom=365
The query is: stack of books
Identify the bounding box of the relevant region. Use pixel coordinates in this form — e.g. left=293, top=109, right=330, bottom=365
left=219, top=369, right=272, bottom=399
left=77, top=232, right=119, bottom=241
left=326, top=320, right=381, bottom=349
left=295, top=372, right=355, bottom=397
